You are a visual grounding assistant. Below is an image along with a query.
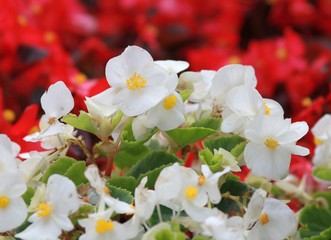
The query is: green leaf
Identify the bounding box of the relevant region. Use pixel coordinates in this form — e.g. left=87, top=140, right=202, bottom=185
left=64, top=161, right=88, bottom=186
left=127, top=151, right=181, bottom=179
left=191, top=117, right=222, bottom=130
left=203, top=135, right=246, bottom=152
left=106, top=176, right=137, bottom=195
left=155, top=229, right=186, bottom=240
left=106, top=185, right=133, bottom=204
left=313, top=166, right=331, bottom=183
left=230, top=141, right=246, bottom=160
left=199, top=148, right=222, bottom=172
left=42, top=157, right=76, bottom=183
left=314, top=191, right=331, bottom=211
left=137, top=164, right=175, bottom=189
left=165, top=128, right=217, bottom=147
left=62, top=111, right=98, bottom=136
left=220, top=178, right=251, bottom=196
left=192, top=236, right=212, bottom=240
left=180, top=89, right=193, bottom=102
left=299, top=205, right=331, bottom=239
left=114, top=141, right=151, bottom=169
left=22, top=187, right=35, bottom=205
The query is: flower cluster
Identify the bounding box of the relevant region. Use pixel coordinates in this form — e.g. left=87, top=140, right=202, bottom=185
left=0, top=46, right=317, bottom=240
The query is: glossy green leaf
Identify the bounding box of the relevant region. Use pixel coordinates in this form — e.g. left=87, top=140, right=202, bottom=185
left=106, top=185, right=134, bottom=204
left=299, top=205, right=331, bottom=239
left=22, top=187, right=35, bottom=205
left=191, top=117, right=222, bottom=130
left=313, top=166, right=331, bottom=182
left=106, top=176, right=137, bottom=195
left=203, top=135, right=245, bottom=152
left=42, top=157, right=76, bottom=183
left=64, top=161, right=88, bottom=186
left=62, top=111, right=98, bottom=136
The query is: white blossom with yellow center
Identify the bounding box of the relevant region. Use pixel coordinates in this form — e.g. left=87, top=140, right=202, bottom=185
left=146, top=91, right=185, bottom=131
left=154, top=163, right=218, bottom=222
left=244, top=116, right=309, bottom=180
left=0, top=172, right=27, bottom=233
left=101, top=46, right=177, bottom=116
left=244, top=189, right=297, bottom=240
left=16, top=175, right=80, bottom=240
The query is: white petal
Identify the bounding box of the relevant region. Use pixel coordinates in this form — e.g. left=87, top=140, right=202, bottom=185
left=183, top=201, right=218, bottom=222
left=221, top=113, right=242, bottom=133
left=155, top=60, right=189, bottom=74
left=0, top=197, right=27, bottom=232
left=41, top=81, right=74, bottom=118
left=46, top=175, right=80, bottom=214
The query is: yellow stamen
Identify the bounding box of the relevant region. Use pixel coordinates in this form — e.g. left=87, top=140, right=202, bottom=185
left=260, top=213, right=269, bottom=225
left=185, top=186, right=198, bottom=200
left=228, top=55, right=241, bottom=64
left=276, top=48, right=287, bottom=60
left=198, top=175, right=206, bottom=186
left=126, top=73, right=147, bottom=90
left=95, top=219, right=114, bottom=234
left=75, top=73, right=87, bottom=84
left=44, top=31, right=56, bottom=43
left=17, top=16, right=27, bottom=26
left=36, top=203, right=52, bottom=217
left=31, top=4, right=42, bottom=14
left=302, top=97, right=312, bottom=107
left=3, top=109, right=15, bottom=122
left=263, top=102, right=271, bottom=116
left=163, top=95, right=177, bottom=110
left=47, top=117, right=57, bottom=125
left=103, top=186, right=110, bottom=195
left=28, top=126, right=39, bottom=134
left=0, top=196, right=10, bottom=208
left=314, top=137, right=324, bottom=146
left=264, top=138, right=279, bottom=151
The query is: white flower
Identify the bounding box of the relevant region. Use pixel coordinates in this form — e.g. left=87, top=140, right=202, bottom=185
left=213, top=148, right=241, bottom=172
left=24, top=81, right=75, bottom=148
left=202, top=211, right=246, bottom=240
left=221, top=85, right=264, bottom=135
left=210, top=64, right=257, bottom=106
left=132, top=115, right=155, bottom=140
left=134, top=177, right=157, bottom=220
left=311, top=114, right=331, bottom=166
left=105, top=46, right=177, bottom=116
left=146, top=91, right=185, bottom=131
left=244, top=116, right=309, bottom=180
left=155, top=60, right=189, bottom=74
left=262, top=98, right=284, bottom=118
left=78, top=209, right=129, bottom=240
left=244, top=189, right=297, bottom=240
left=84, top=165, right=134, bottom=214
left=0, top=172, right=27, bottom=232
left=154, top=163, right=217, bottom=222
left=198, top=165, right=230, bottom=204
left=179, top=70, right=215, bottom=103
left=16, top=175, right=80, bottom=240
left=0, top=134, right=20, bottom=173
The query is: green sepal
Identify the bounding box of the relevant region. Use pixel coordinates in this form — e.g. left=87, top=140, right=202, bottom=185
left=62, top=111, right=98, bottom=136
left=180, top=89, right=193, bottom=102
left=22, top=187, right=35, bottom=205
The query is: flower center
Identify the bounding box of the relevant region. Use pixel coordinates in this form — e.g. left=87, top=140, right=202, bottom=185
left=47, top=117, right=57, bottom=125
left=185, top=186, right=198, bottom=200
left=163, top=95, right=177, bottom=110
left=314, top=137, right=324, bottom=146
left=276, top=48, right=287, bottom=60
left=264, top=138, right=279, bottom=151
left=260, top=213, right=269, bottom=225
left=95, top=219, right=114, bottom=234
left=126, top=73, right=147, bottom=90
left=36, top=203, right=53, bottom=217
left=198, top=175, right=206, bottom=186
left=0, top=196, right=10, bottom=208
left=263, top=102, right=270, bottom=116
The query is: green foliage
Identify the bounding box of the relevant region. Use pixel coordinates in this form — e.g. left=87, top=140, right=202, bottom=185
left=155, top=229, right=186, bottom=240
left=312, top=166, right=331, bottom=183
left=165, top=118, right=222, bottom=147
left=42, top=157, right=87, bottom=186
left=203, top=135, right=245, bottom=153
left=22, top=187, right=35, bottom=205
left=106, top=185, right=134, bottom=204
left=106, top=176, right=137, bottom=195
left=179, top=89, right=193, bottom=102
left=62, top=111, right=98, bottom=136
left=127, top=151, right=182, bottom=189
left=199, top=148, right=223, bottom=172
left=299, top=205, right=331, bottom=239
